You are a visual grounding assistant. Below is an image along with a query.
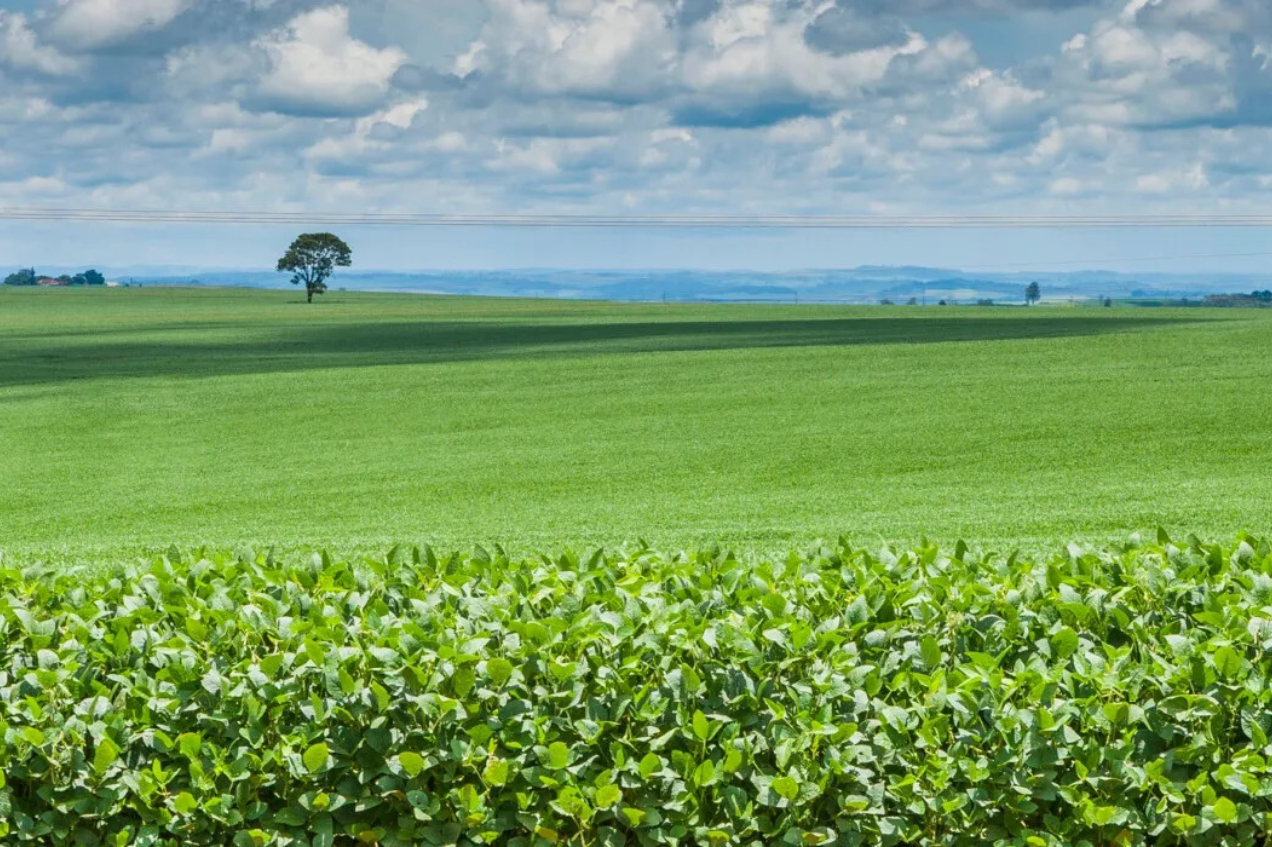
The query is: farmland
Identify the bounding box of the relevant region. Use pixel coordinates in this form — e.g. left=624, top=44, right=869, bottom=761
left=5, top=285, right=1272, bottom=845
left=2, top=285, right=1271, bottom=560
left=4, top=536, right=1272, bottom=845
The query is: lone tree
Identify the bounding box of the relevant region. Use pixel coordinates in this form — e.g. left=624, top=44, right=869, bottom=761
left=1025, top=281, right=1041, bottom=306
left=277, top=233, right=352, bottom=303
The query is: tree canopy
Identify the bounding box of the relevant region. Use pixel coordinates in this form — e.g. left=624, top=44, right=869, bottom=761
left=2, top=268, right=105, bottom=286
left=1025, top=281, right=1041, bottom=305
left=277, top=233, right=352, bottom=303
left=3, top=268, right=37, bottom=286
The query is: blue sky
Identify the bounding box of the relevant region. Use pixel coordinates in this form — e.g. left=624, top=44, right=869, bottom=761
left=2, top=0, right=1272, bottom=272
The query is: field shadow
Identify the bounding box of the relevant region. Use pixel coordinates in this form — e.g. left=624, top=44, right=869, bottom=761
left=0, top=315, right=1186, bottom=388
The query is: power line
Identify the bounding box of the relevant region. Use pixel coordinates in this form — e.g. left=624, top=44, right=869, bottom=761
left=960, top=250, right=1272, bottom=271
left=6, top=207, right=1272, bottom=229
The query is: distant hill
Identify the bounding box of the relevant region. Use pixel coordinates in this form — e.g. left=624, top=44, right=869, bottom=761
left=85, top=266, right=1272, bottom=304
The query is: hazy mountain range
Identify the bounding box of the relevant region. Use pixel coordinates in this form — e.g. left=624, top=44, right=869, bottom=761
left=29, top=265, right=1272, bottom=304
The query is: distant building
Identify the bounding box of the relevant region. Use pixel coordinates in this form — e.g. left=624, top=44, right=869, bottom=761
left=105, top=281, right=122, bottom=288
left=37, top=277, right=65, bottom=286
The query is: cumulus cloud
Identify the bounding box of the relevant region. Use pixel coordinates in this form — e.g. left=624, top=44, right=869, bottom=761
left=1048, top=0, right=1259, bottom=129
left=49, top=0, right=192, bottom=49
left=4, top=0, right=1272, bottom=228
left=679, top=1, right=925, bottom=104
left=456, top=0, right=678, bottom=99
left=251, top=6, right=409, bottom=117
left=803, top=5, right=911, bottom=55
left=0, top=11, right=80, bottom=75
left=449, top=0, right=967, bottom=129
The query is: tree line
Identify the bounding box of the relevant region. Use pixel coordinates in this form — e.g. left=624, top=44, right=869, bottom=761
left=4, top=268, right=106, bottom=286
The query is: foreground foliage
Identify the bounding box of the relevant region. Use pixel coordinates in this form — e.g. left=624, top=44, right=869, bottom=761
left=3, top=536, right=1272, bottom=845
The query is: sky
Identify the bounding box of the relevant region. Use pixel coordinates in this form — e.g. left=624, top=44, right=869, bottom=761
left=2, top=0, right=1272, bottom=272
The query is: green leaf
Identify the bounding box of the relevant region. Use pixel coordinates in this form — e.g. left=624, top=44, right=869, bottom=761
left=548, top=741, right=571, bottom=770
left=451, top=665, right=477, bottom=698
left=919, top=635, right=941, bottom=670
left=397, top=752, right=426, bottom=778
left=1212, top=797, right=1238, bottom=823
left=639, top=753, right=662, bottom=780
left=483, top=759, right=510, bottom=786
left=846, top=595, right=869, bottom=626
left=1214, top=646, right=1242, bottom=679
left=486, top=657, right=514, bottom=686
left=622, top=808, right=647, bottom=827
left=1103, top=703, right=1129, bottom=726
left=371, top=681, right=391, bottom=711
left=173, top=792, right=198, bottom=816
left=177, top=732, right=202, bottom=760
left=93, top=736, right=120, bottom=776
left=692, top=710, right=710, bottom=741
left=595, top=785, right=622, bottom=808
left=185, top=618, right=207, bottom=641
left=773, top=776, right=799, bottom=801
left=303, top=742, right=330, bottom=773
left=1051, top=627, right=1079, bottom=659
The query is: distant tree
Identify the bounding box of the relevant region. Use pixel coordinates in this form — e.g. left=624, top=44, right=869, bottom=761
left=3, top=268, right=36, bottom=286
left=1025, top=281, right=1041, bottom=305
left=83, top=269, right=105, bottom=286
left=277, top=233, right=352, bottom=303
left=938, top=299, right=947, bottom=306
left=1103, top=297, right=1113, bottom=308
left=879, top=299, right=894, bottom=306
left=906, top=297, right=918, bottom=306
left=56, top=274, right=73, bottom=285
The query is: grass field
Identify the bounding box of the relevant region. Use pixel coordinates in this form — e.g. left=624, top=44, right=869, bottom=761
left=2, top=285, right=1270, bottom=560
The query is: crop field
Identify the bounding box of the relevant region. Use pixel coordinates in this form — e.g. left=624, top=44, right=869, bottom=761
left=5, top=286, right=1272, bottom=845
left=2, top=285, right=1272, bottom=560
left=3, top=536, right=1272, bottom=845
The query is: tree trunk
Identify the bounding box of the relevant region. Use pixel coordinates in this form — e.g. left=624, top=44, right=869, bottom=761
left=307, top=289, right=313, bottom=303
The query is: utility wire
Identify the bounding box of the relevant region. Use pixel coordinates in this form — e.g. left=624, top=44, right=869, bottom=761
left=960, top=250, right=1272, bottom=270
left=6, top=207, right=1272, bottom=229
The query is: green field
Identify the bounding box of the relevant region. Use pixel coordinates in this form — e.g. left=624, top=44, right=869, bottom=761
left=2, top=286, right=1270, bottom=559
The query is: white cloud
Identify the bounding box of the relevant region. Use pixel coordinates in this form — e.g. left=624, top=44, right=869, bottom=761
left=6, top=0, right=1272, bottom=241
left=359, top=99, right=427, bottom=132
left=959, top=68, right=1045, bottom=125
left=0, top=11, right=80, bottom=75
left=253, top=6, right=408, bottom=117
left=460, top=0, right=677, bottom=98
left=1049, top=176, right=1085, bottom=194
left=1050, top=0, right=1243, bottom=129
left=679, top=1, right=926, bottom=102
left=50, top=0, right=191, bottom=49
left=0, top=95, right=59, bottom=123
left=304, top=98, right=428, bottom=161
